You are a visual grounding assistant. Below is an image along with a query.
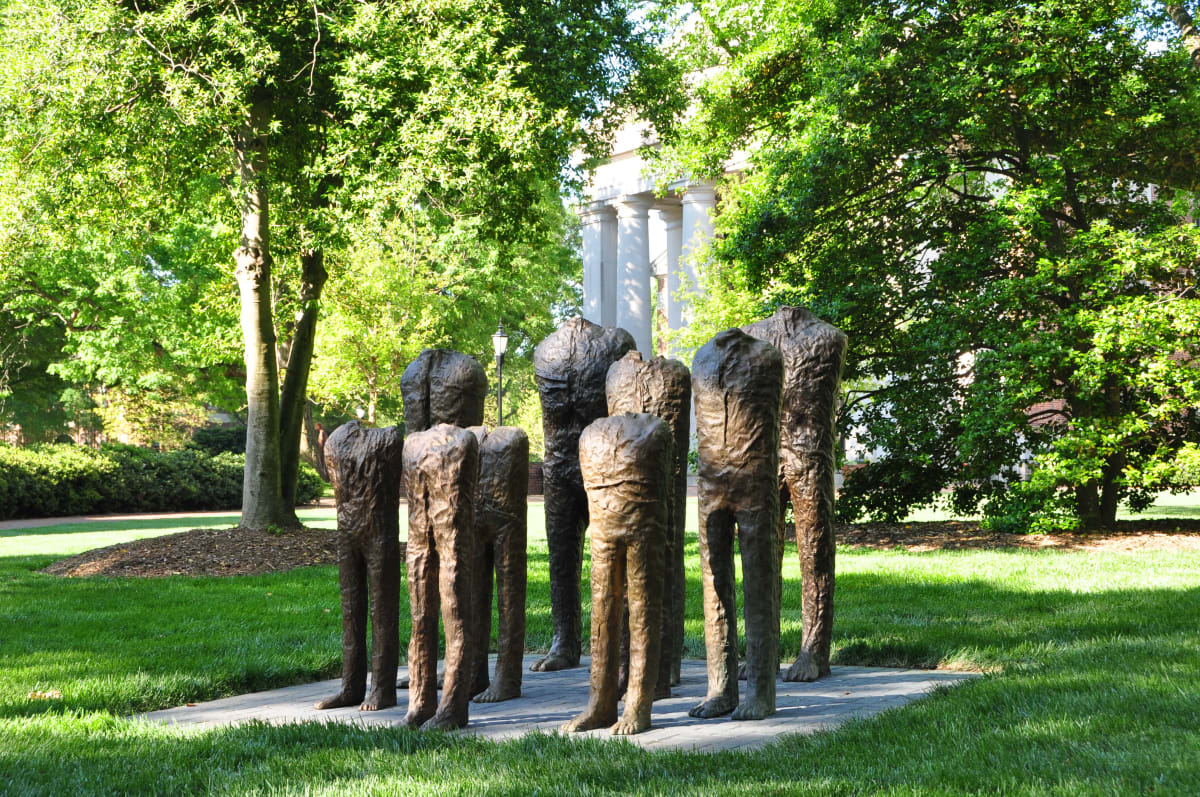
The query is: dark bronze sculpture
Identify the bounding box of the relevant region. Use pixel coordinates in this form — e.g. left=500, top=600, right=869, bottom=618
left=401, top=348, right=487, bottom=432
left=531, top=318, right=635, bottom=672
left=744, top=306, right=847, bottom=682
left=689, top=329, right=784, bottom=721
left=314, top=421, right=405, bottom=712
left=467, top=425, right=529, bottom=703
left=563, top=413, right=672, bottom=736
left=605, top=351, right=690, bottom=692
left=402, top=424, right=480, bottom=730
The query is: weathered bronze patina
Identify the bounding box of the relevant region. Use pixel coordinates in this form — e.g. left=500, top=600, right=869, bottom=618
left=402, top=424, right=480, bottom=730
left=563, top=413, right=672, bottom=736
left=531, top=318, right=635, bottom=672
left=744, top=307, right=847, bottom=682
left=605, top=350, right=690, bottom=692
left=315, top=421, right=405, bottom=712
left=467, top=425, right=529, bottom=703
left=401, top=348, right=487, bottom=432
left=689, top=329, right=784, bottom=721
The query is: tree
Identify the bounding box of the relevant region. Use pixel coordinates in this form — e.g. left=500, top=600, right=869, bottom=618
left=1, top=0, right=670, bottom=529
left=659, top=0, right=1200, bottom=530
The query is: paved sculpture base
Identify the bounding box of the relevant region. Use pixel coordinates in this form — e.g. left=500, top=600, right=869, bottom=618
left=142, top=657, right=975, bottom=752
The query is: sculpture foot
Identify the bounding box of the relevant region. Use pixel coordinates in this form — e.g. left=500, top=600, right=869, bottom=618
left=530, top=651, right=578, bottom=672
left=561, top=706, right=618, bottom=733
left=670, top=668, right=681, bottom=688
left=783, top=651, right=827, bottom=683
left=401, top=706, right=435, bottom=728
left=314, top=690, right=364, bottom=710
left=653, top=680, right=671, bottom=701
left=359, top=686, right=396, bottom=712
left=688, top=694, right=737, bottom=719
left=473, top=680, right=520, bottom=703
left=738, top=661, right=781, bottom=681
left=611, top=711, right=650, bottom=736
left=731, top=694, right=775, bottom=721
left=421, top=711, right=468, bottom=731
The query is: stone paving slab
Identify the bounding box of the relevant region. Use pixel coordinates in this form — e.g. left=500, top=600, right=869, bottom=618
left=142, top=656, right=977, bottom=752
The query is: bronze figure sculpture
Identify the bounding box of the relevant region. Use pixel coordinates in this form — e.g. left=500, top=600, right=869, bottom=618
left=605, top=350, right=691, bottom=692
left=531, top=318, right=635, bottom=672
left=467, top=425, right=529, bottom=703
left=401, top=348, right=487, bottom=432
left=402, top=424, right=480, bottom=730
left=744, top=306, right=847, bottom=682
left=315, top=421, right=405, bottom=712
left=689, top=329, right=784, bottom=721
left=562, top=413, right=672, bottom=736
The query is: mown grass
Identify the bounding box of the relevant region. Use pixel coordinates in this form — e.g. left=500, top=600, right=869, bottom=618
left=2, top=502, right=1200, bottom=794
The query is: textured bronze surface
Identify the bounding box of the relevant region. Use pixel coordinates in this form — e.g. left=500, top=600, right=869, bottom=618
left=402, top=424, right=480, bottom=730
left=315, top=421, right=405, bottom=712
left=606, top=351, right=691, bottom=691
left=689, top=329, right=784, bottom=721
left=531, top=318, right=635, bottom=672
left=744, top=307, right=847, bottom=682
left=563, top=413, right=672, bottom=736
left=467, top=425, right=529, bottom=703
left=400, top=348, right=487, bottom=432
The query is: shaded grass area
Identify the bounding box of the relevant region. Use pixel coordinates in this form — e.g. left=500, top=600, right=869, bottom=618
left=2, top=511, right=1200, bottom=793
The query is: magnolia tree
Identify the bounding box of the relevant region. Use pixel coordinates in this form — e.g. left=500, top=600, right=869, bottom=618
left=658, top=0, right=1200, bottom=530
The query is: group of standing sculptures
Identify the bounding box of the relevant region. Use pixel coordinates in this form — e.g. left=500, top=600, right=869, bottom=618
left=315, top=307, right=846, bottom=736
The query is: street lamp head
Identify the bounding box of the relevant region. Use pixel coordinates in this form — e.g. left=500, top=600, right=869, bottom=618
left=492, top=322, right=509, bottom=358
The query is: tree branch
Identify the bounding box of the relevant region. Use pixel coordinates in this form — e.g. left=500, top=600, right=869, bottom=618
left=1167, top=3, right=1200, bottom=73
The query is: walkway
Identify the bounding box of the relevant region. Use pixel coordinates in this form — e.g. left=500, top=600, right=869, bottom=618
left=143, top=655, right=976, bottom=752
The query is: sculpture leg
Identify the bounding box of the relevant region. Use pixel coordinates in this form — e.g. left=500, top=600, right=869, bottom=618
left=361, top=538, right=401, bottom=711
left=785, top=459, right=835, bottom=682
left=403, top=530, right=439, bottom=728
left=475, top=513, right=525, bottom=703
left=315, top=543, right=368, bottom=709
left=562, top=535, right=623, bottom=732
left=614, top=533, right=663, bottom=735
left=532, top=475, right=586, bottom=671
left=733, top=505, right=780, bottom=721
left=471, top=536, right=495, bottom=698
left=423, top=521, right=475, bottom=731
left=670, top=470, right=687, bottom=686
left=689, top=503, right=739, bottom=719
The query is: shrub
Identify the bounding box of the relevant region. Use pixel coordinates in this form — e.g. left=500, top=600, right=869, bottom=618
left=187, top=426, right=247, bottom=456
left=0, top=444, right=321, bottom=520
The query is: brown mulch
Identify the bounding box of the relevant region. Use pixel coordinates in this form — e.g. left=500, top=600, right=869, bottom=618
left=40, top=519, right=1200, bottom=579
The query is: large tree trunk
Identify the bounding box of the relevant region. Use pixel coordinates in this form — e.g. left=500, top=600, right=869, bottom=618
left=234, top=92, right=297, bottom=531
left=280, top=248, right=328, bottom=505
left=1167, top=3, right=1200, bottom=72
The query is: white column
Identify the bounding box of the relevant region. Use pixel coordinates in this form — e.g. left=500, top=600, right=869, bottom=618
left=659, top=203, right=684, bottom=347
left=579, top=202, right=610, bottom=323
left=679, top=182, right=718, bottom=324
left=600, top=208, right=618, bottom=327
left=614, top=194, right=655, bottom=356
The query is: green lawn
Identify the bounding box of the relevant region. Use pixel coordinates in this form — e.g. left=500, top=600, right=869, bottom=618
left=2, top=502, right=1200, bottom=794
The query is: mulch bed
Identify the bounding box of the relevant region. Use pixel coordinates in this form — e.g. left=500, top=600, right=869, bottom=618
left=41, top=519, right=1200, bottom=579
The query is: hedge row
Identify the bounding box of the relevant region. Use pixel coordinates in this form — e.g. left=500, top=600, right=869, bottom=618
left=0, top=444, right=323, bottom=520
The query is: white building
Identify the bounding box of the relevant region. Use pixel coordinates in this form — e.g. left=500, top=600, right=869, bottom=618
left=579, top=122, right=745, bottom=356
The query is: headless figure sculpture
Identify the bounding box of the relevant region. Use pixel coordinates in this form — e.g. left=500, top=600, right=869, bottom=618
left=689, top=329, right=784, bottom=721
left=744, top=307, right=847, bottom=682
left=563, top=413, right=672, bottom=736
left=402, top=424, right=480, bottom=730
left=398, top=347, right=487, bottom=693
left=605, top=351, right=690, bottom=694
left=531, top=318, right=635, bottom=672
left=315, top=421, right=405, bottom=712
left=467, top=425, right=529, bottom=703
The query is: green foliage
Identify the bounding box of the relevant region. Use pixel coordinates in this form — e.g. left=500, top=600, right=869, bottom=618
left=0, top=444, right=320, bottom=520
left=661, top=0, right=1200, bottom=530
left=187, top=426, right=247, bottom=457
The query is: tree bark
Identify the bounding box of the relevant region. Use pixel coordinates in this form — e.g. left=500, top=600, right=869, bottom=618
left=298, top=400, right=328, bottom=481
left=1167, top=3, right=1200, bottom=73
left=280, top=248, right=328, bottom=505
left=233, top=91, right=297, bottom=531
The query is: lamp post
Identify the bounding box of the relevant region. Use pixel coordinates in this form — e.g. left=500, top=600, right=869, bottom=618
left=492, top=322, right=509, bottom=426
